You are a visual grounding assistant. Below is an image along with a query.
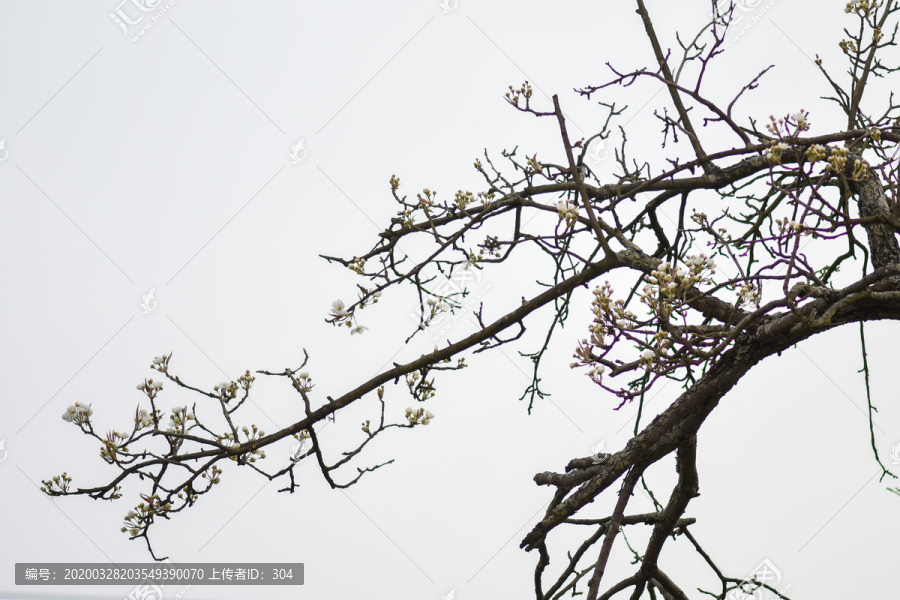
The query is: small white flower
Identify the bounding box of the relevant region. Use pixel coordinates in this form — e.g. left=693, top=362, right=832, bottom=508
left=152, top=356, right=166, bottom=365
left=351, top=325, right=368, bottom=335
left=641, top=349, right=655, bottom=360
left=425, top=411, right=434, bottom=419
left=298, top=371, right=309, bottom=379
left=332, top=299, right=349, bottom=316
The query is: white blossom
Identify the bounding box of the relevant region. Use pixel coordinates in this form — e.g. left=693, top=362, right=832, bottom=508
left=331, top=299, right=350, bottom=316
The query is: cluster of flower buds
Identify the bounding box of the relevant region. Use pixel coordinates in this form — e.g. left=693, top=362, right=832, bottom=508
left=166, top=405, right=194, bottom=434
left=806, top=144, right=827, bottom=162
left=151, top=354, right=169, bottom=372
left=61, top=402, right=93, bottom=425
left=822, top=145, right=868, bottom=180
left=556, top=200, right=579, bottom=226
left=405, top=371, right=436, bottom=401
left=736, top=281, right=760, bottom=308
left=41, top=472, right=72, bottom=495
left=505, top=81, right=533, bottom=108
left=640, top=254, right=716, bottom=301
left=573, top=254, right=722, bottom=385
left=405, top=407, right=434, bottom=425
left=417, top=188, right=437, bottom=206
left=765, top=110, right=810, bottom=138
left=827, top=146, right=850, bottom=172
left=100, top=430, right=131, bottom=463
left=425, top=297, right=449, bottom=317
left=348, top=256, right=366, bottom=275
left=137, top=378, right=164, bottom=397
left=764, top=141, right=791, bottom=164
left=214, top=380, right=235, bottom=400
left=120, top=494, right=172, bottom=537
left=200, top=464, right=222, bottom=485
left=775, top=217, right=805, bottom=236
left=135, top=407, right=161, bottom=429
left=219, top=424, right=267, bottom=463
left=845, top=0, right=876, bottom=17
left=455, top=190, right=475, bottom=209
left=294, top=371, right=314, bottom=393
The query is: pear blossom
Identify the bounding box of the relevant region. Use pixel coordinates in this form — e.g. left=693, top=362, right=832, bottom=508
left=61, top=402, right=93, bottom=423
left=351, top=325, right=368, bottom=335
left=331, top=299, right=350, bottom=317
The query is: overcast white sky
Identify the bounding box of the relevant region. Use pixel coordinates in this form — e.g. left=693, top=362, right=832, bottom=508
left=1, top=1, right=898, bottom=599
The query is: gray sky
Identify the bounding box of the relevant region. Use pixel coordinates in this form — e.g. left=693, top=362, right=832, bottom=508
left=1, top=1, right=898, bottom=599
